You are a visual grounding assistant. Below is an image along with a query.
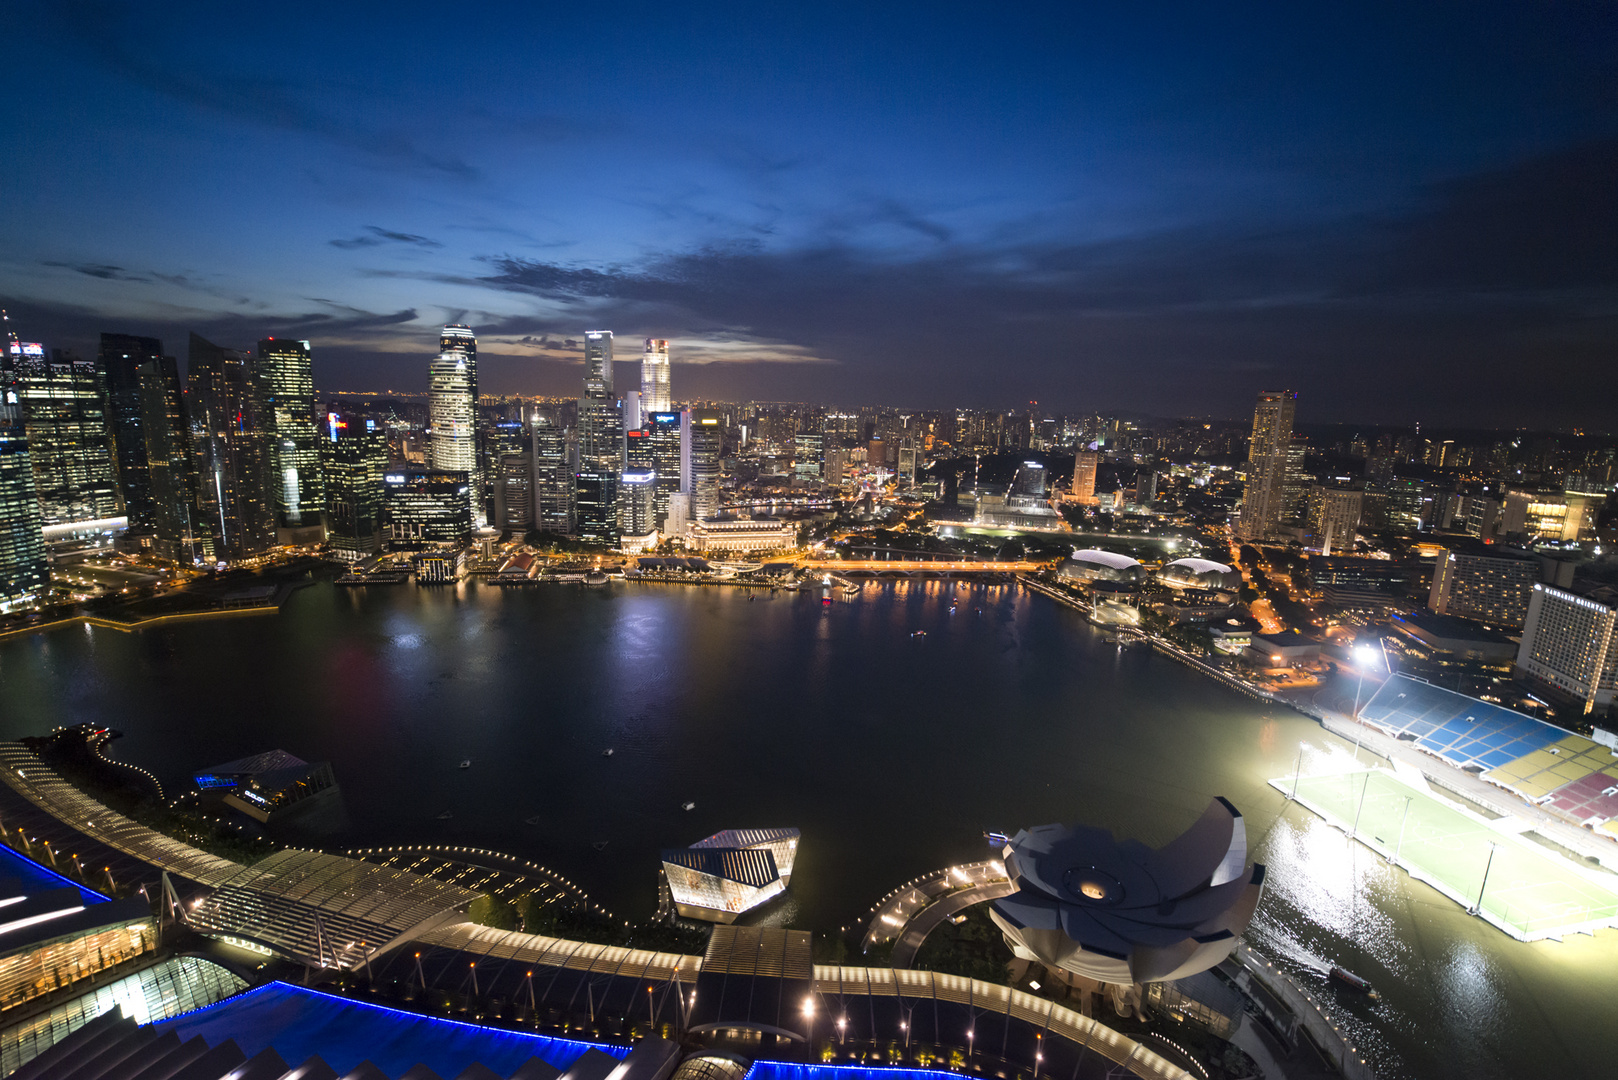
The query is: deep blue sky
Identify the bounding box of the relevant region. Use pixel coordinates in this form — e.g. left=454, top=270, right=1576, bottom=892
left=3, top=1, right=1614, bottom=426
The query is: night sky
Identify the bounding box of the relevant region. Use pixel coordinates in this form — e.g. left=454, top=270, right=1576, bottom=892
left=3, top=2, right=1614, bottom=427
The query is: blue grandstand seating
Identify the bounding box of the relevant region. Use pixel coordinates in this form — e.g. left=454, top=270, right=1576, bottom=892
left=1356, top=675, right=1563, bottom=770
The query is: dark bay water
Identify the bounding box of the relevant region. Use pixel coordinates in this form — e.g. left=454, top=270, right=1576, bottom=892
left=1, top=579, right=1613, bottom=1079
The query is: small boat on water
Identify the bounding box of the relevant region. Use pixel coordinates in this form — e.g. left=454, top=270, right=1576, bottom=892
left=459, top=759, right=472, bottom=769
left=1329, top=966, right=1379, bottom=999
left=682, top=801, right=696, bottom=811
left=525, top=815, right=543, bottom=826
left=592, top=840, right=609, bottom=851
left=911, top=630, right=927, bottom=637
left=437, top=810, right=453, bottom=820
left=602, top=748, right=615, bottom=757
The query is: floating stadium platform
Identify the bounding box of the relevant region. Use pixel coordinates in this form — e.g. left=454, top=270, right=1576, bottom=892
left=1272, top=766, right=1618, bottom=941
left=1357, top=674, right=1618, bottom=838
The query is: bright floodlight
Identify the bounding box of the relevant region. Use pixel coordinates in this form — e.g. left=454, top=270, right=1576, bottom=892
left=989, top=798, right=1265, bottom=985
left=1355, top=645, right=1380, bottom=667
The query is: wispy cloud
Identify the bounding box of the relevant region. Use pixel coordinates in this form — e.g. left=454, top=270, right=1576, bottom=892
left=330, top=226, right=444, bottom=250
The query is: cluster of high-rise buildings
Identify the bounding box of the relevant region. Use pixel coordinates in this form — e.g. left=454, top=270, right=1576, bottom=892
left=0, top=318, right=345, bottom=611
left=0, top=320, right=751, bottom=610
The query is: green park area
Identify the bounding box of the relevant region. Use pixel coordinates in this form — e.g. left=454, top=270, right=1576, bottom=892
left=1275, top=768, right=1618, bottom=940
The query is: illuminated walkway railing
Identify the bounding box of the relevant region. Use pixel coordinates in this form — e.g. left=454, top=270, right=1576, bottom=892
left=810, top=967, right=1192, bottom=1080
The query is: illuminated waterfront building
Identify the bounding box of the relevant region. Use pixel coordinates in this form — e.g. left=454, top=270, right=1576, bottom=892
left=661, top=827, right=799, bottom=923
left=98, top=332, right=164, bottom=530
left=641, top=338, right=671, bottom=413
left=0, top=364, right=47, bottom=612
left=428, top=326, right=478, bottom=496
left=258, top=338, right=322, bottom=530
left=576, top=332, right=623, bottom=545
left=1429, top=544, right=1540, bottom=629
left=686, top=517, right=797, bottom=555
left=681, top=408, right=722, bottom=522
left=1236, top=390, right=1295, bottom=541
left=384, top=468, right=472, bottom=549
left=617, top=468, right=658, bottom=551
left=188, top=333, right=275, bottom=560
left=138, top=354, right=212, bottom=564
left=1057, top=549, right=1144, bottom=585
left=1516, top=585, right=1618, bottom=714
left=530, top=412, right=574, bottom=535
left=990, top=799, right=1264, bottom=984
left=322, top=413, right=387, bottom=560
left=8, top=342, right=119, bottom=526
left=1157, top=558, right=1241, bottom=591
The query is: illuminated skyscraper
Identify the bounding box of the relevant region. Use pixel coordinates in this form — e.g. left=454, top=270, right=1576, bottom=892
left=0, top=347, right=47, bottom=612
left=575, top=331, right=622, bottom=545
left=641, top=338, right=671, bottom=413
left=188, top=333, right=275, bottom=559
left=617, top=468, right=657, bottom=550
left=428, top=326, right=478, bottom=483
left=138, top=354, right=211, bottom=564
left=1237, top=391, right=1296, bottom=541
left=531, top=412, right=574, bottom=535
left=8, top=342, right=119, bottom=526
left=1071, top=450, right=1099, bottom=505
left=323, top=413, right=387, bottom=561
left=258, top=338, right=322, bottom=529
left=98, top=332, right=164, bottom=530
left=644, top=411, right=682, bottom=528
left=681, top=408, right=722, bottom=522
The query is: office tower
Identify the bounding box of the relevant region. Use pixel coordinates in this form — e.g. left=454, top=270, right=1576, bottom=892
left=617, top=468, right=657, bottom=550
left=623, top=390, right=642, bottom=436
left=428, top=326, right=478, bottom=484
left=664, top=492, right=691, bottom=542
left=643, top=411, right=682, bottom=528
left=138, top=354, right=211, bottom=564
left=384, top=468, right=472, bottom=549
left=575, top=331, right=622, bottom=545
left=0, top=356, right=47, bottom=612
left=1463, top=495, right=1501, bottom=539
left=1237, top=391, right=1296, bottom=541
left=681, top=408, right=722, bottom=522
left=98, top=333, right=164, bottom=530
left=824, top=446, right=847, bottom=486
left=494, top=451, right=534, bottom=532
left=794, top=429, right=823, bottom=482
left=322, top=413, right=387, bottom=561
left=641, top=338, right=671, bottom=413
left=5, top=343, right=119, bottom=526
left=188, top=334, right=275, bottom=560
left=1516, top=585, right=1618, bottom=714
left=531, top=413, right=574, bottom=535
left=258, top=338, right=322, bottom=530
left=1430, top=545, right=1540, bottom=629
left=898, top=440, right=917, bottom=488
left=1306, top=487, right=1364, bottom=553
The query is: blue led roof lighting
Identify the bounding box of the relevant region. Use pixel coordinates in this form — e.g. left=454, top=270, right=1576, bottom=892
left=0, top=841, right=109, bottom=905
left=154, top=982, right=626, bottom=1078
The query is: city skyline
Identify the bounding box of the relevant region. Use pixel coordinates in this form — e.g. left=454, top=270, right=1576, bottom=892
left=1, top=3, right=1613, bottom=427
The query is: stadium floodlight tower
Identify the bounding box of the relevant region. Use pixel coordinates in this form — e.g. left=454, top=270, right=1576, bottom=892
left=989, top=798, right=1264, bottom=998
